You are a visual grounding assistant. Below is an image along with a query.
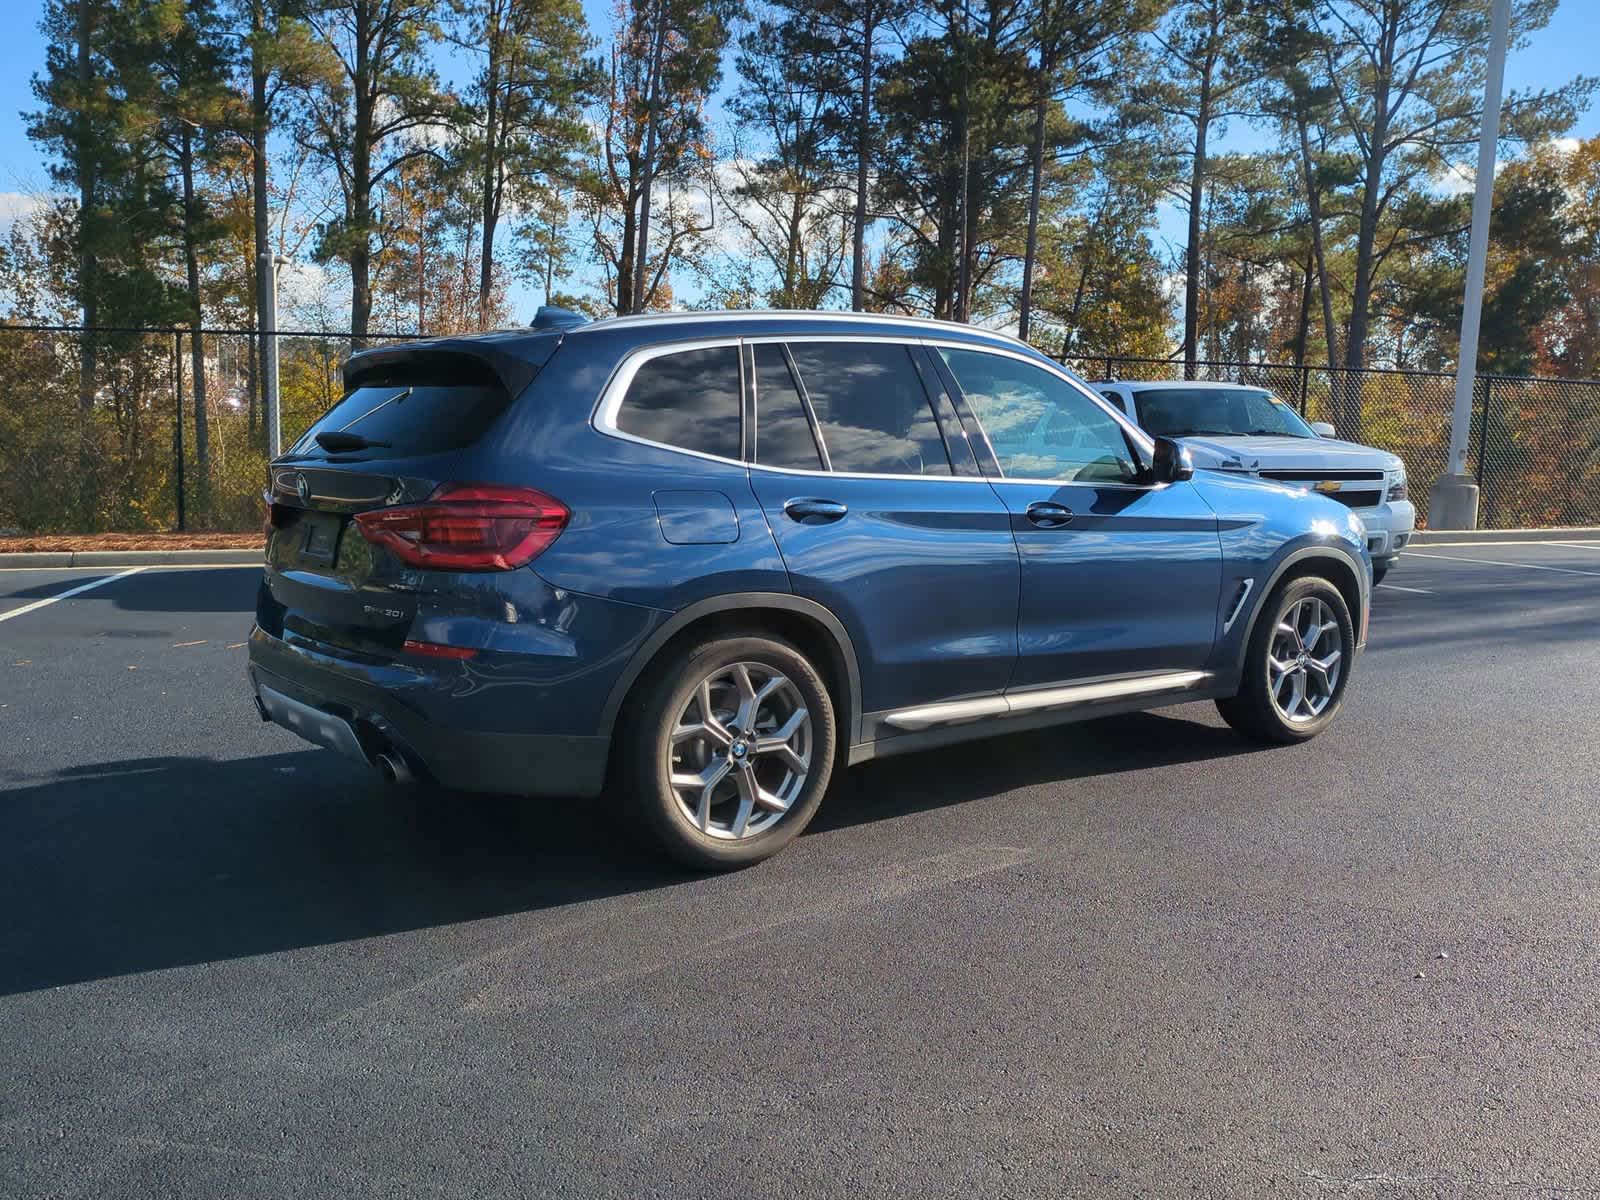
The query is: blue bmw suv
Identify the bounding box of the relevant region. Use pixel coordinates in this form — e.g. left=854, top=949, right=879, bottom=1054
left=249, top=310, right=1371, bottom=867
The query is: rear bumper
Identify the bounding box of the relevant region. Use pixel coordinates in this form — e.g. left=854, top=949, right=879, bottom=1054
left=247, top=627, right=610, bottom=798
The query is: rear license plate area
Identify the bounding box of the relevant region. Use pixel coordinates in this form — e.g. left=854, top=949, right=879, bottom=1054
left=299, top=513, right=341, bottom=564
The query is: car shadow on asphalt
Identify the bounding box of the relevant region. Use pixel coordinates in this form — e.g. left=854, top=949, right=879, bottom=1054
left=0, top=711, right=1260, bottom=997
left=811, top=708, right=1260, bottom=833
left=5, top=566, right=260, bottom=614
left=0, top=750, right=684, bottom=997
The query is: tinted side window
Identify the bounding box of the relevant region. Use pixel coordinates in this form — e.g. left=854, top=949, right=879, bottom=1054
left=786, top=342, right=952, bottom=476
left=753, top=344, right=824, bottom=470
left=940, top=348, right=1137, bottom=483
left=615, top=346, right=742, bottom=459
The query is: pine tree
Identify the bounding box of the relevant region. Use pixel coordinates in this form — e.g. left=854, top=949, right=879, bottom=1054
left=1131, top=0, right=1260, bottom=377
left=445, top=0, right=596, bottom=328
left=581, top=0, right=739, bottom=315
left=1014, top=0, right=1164, bottom=343
left=296, top=0, right=452, bottom=343
left=875, top=2, right=1034, bottom=321
left=721, top=12, right=851, bottom=308
left=1310, top=0, right=1593, bottom=384
left=129, top=0, right=242, bottom=482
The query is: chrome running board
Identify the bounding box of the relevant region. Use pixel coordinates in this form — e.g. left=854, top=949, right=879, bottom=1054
left=882, top=670, right=1213, bottom=732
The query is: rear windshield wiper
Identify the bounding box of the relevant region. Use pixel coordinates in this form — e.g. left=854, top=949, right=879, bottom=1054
left=314, top=430, right=393, bottom=453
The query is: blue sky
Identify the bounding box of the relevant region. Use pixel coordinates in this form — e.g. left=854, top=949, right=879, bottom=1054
left=3, top=0, right=1598, bottom=319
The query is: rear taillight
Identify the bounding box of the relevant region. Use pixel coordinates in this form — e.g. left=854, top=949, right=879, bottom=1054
left=354, top=483, right=568, bottom=571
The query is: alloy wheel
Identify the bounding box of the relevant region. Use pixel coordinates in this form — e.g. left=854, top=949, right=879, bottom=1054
left=1267, top=596, right=1343, bottom=723
left=667, top=662, right=812, bottom=840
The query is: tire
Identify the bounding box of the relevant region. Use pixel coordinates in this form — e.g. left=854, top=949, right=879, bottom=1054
left=1216, top=575, right=1355, bottom=744
left=1371, top=562, right=1391, bottom=585
left=626, top=632, right=836, bottom=870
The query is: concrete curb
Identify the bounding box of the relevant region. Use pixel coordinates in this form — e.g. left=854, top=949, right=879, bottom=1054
left=0, top=549, right=264, bottom=568
left=1410, top=527, right=1600, bottom=545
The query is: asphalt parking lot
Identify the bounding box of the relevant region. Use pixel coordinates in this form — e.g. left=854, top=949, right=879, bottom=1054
left=4, top=542, right=1600, bottom=1198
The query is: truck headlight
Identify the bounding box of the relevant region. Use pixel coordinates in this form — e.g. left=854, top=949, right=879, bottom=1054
left=1386, top=466, right=1408, bottom=502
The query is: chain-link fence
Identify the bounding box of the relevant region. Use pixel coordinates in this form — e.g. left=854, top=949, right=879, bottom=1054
left=4, top=327, right=1600, bottom=532
left=0, top=324, right=417, bottom=534
left=1065, top=355, right=1600, bottom=529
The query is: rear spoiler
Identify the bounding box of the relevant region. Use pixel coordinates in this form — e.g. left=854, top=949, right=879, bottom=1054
left=342, top=331, right=566, bottom=398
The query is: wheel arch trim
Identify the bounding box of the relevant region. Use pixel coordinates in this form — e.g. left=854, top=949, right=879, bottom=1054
left=1229, top=544, right=1368, bottom=679
left=597, top=592, right=864, bottom=745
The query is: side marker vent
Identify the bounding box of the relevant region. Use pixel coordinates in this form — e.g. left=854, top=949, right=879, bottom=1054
left=1223, top=578, right=1254, bottom=633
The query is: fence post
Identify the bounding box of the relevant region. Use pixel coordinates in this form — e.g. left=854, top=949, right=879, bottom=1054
left=1478, top=376, right=1494, bottom=528
left=1299, top=363, right=1310, bottom=415
left=173, top=331, right=186, bottom=533
left=1104, top=355, right=1113, bottom=381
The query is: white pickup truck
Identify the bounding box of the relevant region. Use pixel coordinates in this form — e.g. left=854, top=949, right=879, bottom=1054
left=1097, top=379, right=1415, bottom=583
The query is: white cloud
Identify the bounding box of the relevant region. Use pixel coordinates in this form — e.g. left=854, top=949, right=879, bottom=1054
left=0, top=191, right=49, bottom=233
left=1430, top=135, right=1583, bottom=196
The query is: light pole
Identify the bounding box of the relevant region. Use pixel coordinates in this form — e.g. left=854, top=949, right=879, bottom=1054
left=259, top=252, right=287, bottom=458
left=1429, top=0, right=1511, bottom=529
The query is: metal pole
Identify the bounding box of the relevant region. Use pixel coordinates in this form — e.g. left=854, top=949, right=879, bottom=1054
left=173, top=332, right=186, bottom=532
left=1429, top=0, right=1509, bottom=529
left=1300, top=363, right=1310, bottom=415
left=260, top=251, right=282, bottom=458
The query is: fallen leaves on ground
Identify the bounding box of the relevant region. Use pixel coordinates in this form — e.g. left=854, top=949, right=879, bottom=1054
left=0, top=532, right=263, bottom=553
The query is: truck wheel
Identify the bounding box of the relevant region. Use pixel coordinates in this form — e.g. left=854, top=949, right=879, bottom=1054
left=627, top=633, right=836, bottom=869
left=1217, top=576, right=1354, bottom=744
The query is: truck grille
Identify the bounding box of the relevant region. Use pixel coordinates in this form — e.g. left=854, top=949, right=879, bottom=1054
left=1257, top=468, right=1385, bottom=510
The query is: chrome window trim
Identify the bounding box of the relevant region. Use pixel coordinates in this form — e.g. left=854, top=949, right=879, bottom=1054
left=920, top=339, right=1160, bottom=486
left=747, top=461, right=998, bottom=483
left=591, top=331, right=1155, bottom=485
left=596, top=332, right=996, bottom=482
left=592, top=336, right=749, bottom=467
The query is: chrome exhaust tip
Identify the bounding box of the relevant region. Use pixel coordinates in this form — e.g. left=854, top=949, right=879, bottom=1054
left=374, top=751, right=415, bottom=787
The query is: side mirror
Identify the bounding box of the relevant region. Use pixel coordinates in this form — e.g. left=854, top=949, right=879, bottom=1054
left=1150, top=435, right=1194, bottom=484
left=1310, top=421, right=1336, bottom=438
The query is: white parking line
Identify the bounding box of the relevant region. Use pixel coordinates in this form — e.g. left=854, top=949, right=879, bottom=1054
left=1378, top=582, right=1433, bottom=594
left=1412, top=539, right=1600, bottom=548
left=0, top=562, right=256, bottom=573
left=1406, top=551, right=1600, bottom=578
left=0, top=566, right=147, bottom=623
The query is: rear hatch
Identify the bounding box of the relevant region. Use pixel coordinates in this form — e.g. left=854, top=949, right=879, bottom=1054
left=259, top=347, right=537, bottom=655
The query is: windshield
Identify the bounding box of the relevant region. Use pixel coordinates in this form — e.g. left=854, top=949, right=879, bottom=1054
left=1133, top=387, right=1317, bottom=439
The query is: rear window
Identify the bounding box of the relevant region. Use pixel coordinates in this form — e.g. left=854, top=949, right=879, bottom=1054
left=290, top=376, right=512, bottom=460
left=615, top=346, right=743, bottom=459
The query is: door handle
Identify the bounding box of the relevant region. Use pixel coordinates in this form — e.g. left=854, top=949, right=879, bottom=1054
left=783, top=497, right=849, bottom=525
left=1025, top=501, right=1074, bottom=529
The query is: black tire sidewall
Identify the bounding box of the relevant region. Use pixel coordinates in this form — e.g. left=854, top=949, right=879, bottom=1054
left=631, top=634, right=836, bottom=869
